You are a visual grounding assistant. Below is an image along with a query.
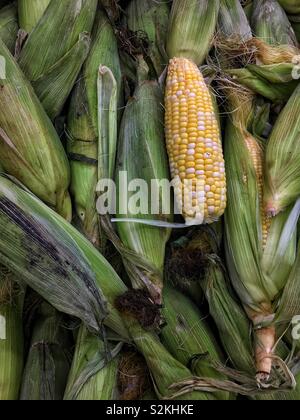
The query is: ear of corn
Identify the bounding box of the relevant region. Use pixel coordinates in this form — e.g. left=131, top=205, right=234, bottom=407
left=0, top=39, right=71, bottom=220
left=228, top=65, right=298, bottom=102
left=264, top=83, right=300, bottom=216
left=125, top=0, right=169, bottom=78
left=20, top=302, right=72, bottom=400
left=67, top=10, right=122, bottom=250
left=64, top=326, right=120, bottom=400
left=0, top=174, right=119, bottom=338
left=252, top=0, right=298, bottom=46
left=278, top=0, right=300, bottom=15
left=165, top=57, right=226, bottom=225
left=218, top=0, right=253, bottom=41
left=18, top=0, right=51, bottom=33
left=0, top=2, right=18, bottom=53
left=116, top=64, right=171, bottom=303
left=18, top=0, right=98, bottom=119
left=0, top=266, right=24, bottom=400
left=224, top=85, right=299, bottom=378
left=202, top=262, right=255, bottom=375
left=161, top=285, right=230, bottom=400
left=32, top=32, right=91, bottom=120
left=167, top=0, right=220, bottom=66
left=0, top=174, right=211, bottom=400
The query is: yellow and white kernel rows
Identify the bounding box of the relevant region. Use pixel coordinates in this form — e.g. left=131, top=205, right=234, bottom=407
left=165, top=57, right=226, bottom=224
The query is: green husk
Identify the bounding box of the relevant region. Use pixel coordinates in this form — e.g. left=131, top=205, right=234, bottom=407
left=0, top=266, right=24, bottom=400
left=20, top=302, right=72, bottom=400
left=167, top=0, right=220, bottom=66
left=264, top=83, right=300, bottom=215
left=289, top=15, right=300, bottom=43
left=125, top=0, right=169, bottom=77
left=32, top=33, right=91, bottom=120
left=278, top=0, right=300, bottom=14
left=228, top=65, right=299, bottom=102
left=0, top=39, right=71, bottom=220
left=18, top=0, right=51, bottom=33
left=64, top=327, right=120, bottom=400
left=18, top=0, right=98, bottom=119
left=0, top=2, right=18, bottom=52
left=115, top=66, right=171, bottom=303
left=224, top=85, right=299, bottom=379
left=161, top=286, right=230, bottom=400
left=0, top=174, right=211, bottom=400
left=252, top=0, right=298, bottom=46
left=218, top=0, right=252, bottom=41
left=67, top=10, right=122, bottom=250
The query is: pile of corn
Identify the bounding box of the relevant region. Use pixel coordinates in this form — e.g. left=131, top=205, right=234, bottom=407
left=1, top=0, right=300, bottom=401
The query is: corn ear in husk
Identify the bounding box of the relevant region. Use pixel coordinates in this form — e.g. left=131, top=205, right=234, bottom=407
left=67, top=10, right=122, bottom=250
left=218, top=0, right=252, bottom=41
left=0, top=174, right=210, bottom=400
left=162, top=286, right=230, bottom=400
left=20, top=302, right=72, bottom=400
left=18, top=0, right=98, bottom=119
left=125, top=0, right=169, bottom=78
left=264, top=83, right=300, bottom=216
left=0, top=39, right=71, bottom=220
left=115, top=65, right=171, bottom=303
left=0, top=2, right=18, bottom=52
left=0, top=266, right=24, bottom=400
left=18, top=0, right=51, bottom=33
left=251, top=0, right=298, bottom=46
left=167, top=0, right=220, bottom=65
left=224, top=86, right=299, bottom=380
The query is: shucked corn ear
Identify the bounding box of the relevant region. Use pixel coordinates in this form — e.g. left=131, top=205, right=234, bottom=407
left=18, top=0, right=97, bottom=119
left=18, top=0, right=51, bottom=33
left=125, top=0, right=169, bottom=78
left=165, top=58, right=226, bottom=224
left=0, top=175, right=208, bottom=400
left=0, top=39, right=71, bottom=220
left=115, top=63, right=171, bottom=303
left=264, top=83, right=300, bottom=216
left=20, top=301, right=72, bottom=400
left=165, top=0, right=226, bottom=225
left=167, top=0, right=220, bottom=66
left=224, top=85, right=300, bottom=379
left=0, top=266, right=24, bottom=400
left=162, top=286, right=230, bottom=400
left=67, top=10, right=122, bottom=249
left=0, top=2, right=18, bottom=53
left=251, top=0, right=298, bottom=46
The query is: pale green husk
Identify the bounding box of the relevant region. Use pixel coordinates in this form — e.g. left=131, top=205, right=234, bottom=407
left=125, top=0, right=169, bottom=77
left=18, top=0, right=51, bottom=33
left=20, top=302, right=72, bottom=400
left=252, top=0, right=298, bottom=46
left=218, top=0, right=252, bottom=41
left=0, top=175, right=210, bottom=400
left=115, top=71, right=171, bottom=303
left=67, top=10, right=122, bottom=250
left=0, top=39, right=71, bottom=220
left=18, top=0, right=98, bottom=119
left=167, top=0, right=220, bottom=66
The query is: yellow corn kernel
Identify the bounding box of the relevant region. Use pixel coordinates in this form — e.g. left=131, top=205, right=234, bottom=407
left=165, top=57, right=226, bottom=224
